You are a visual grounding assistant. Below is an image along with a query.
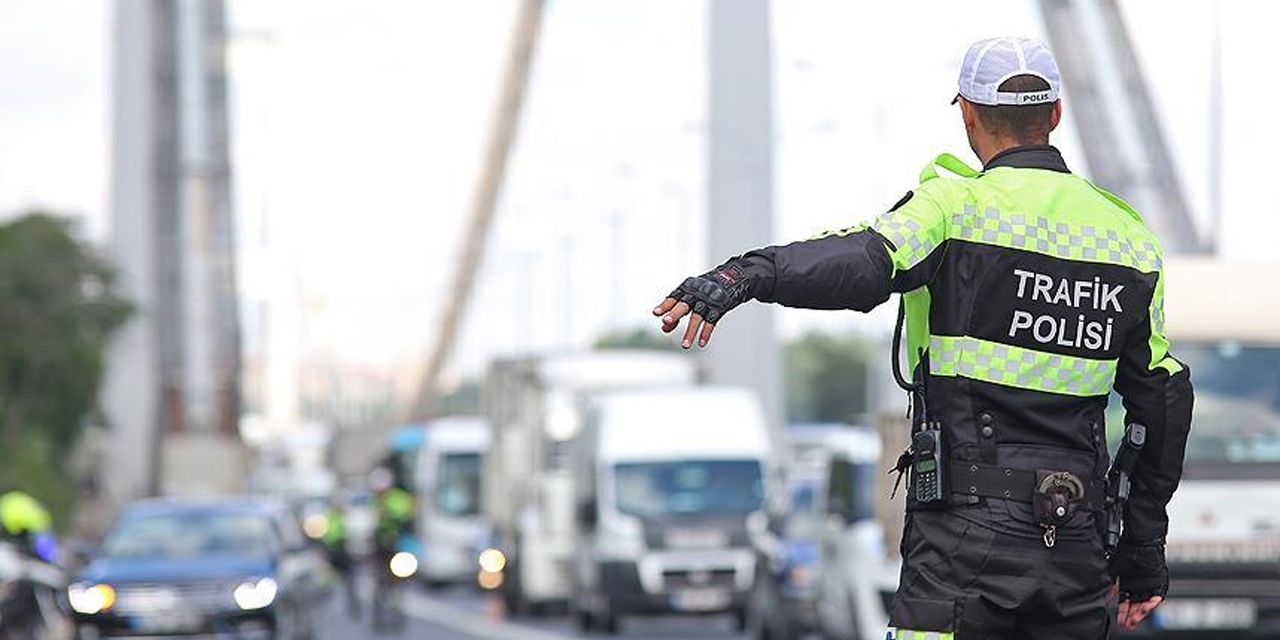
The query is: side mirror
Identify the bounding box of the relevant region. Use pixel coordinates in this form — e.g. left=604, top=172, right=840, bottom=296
left=576, top=501, right=598, bottom=528
left=746, top=510, right=769, bottom=538
left=826, top=496, right=853, bottom=525
left=65, top=542, right=96, bottom=570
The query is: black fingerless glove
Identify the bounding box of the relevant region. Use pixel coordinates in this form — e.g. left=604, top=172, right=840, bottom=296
left=667, top=262, right=752, bottom=325
left=1109, top=540, right=1169, bottom=602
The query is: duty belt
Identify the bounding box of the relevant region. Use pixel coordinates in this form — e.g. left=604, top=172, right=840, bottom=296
left=948, top=462, right=1102, bottom=510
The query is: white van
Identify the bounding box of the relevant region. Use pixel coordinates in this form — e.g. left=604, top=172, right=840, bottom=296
left=483, top=351, right=698, bottom=613
left=571, top=387, right=776, bottom=633
left=414, top=416, right=490, bottom=587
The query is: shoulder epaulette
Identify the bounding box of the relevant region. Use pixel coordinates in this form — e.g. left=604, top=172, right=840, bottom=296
left=919, top=153, right=981, bottom=184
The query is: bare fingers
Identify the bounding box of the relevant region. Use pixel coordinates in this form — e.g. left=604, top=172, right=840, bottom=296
left=653, top=298, right=715, bottom=348
left=659, top=301, right=690, bottom=333
left=698, top=319, right=716, bottom=347
left=653, top=297, right=678, bottom=317
left=681, top=313, right=704, bottom=349
left=1119, top=596, right=1163, bottom=629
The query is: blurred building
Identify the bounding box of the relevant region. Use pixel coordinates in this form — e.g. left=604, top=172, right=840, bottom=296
left=101, top=0, right=244, bottom=507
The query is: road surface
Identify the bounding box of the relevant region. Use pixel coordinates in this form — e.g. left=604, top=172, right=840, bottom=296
left=318, top=579, right=758, bottom=640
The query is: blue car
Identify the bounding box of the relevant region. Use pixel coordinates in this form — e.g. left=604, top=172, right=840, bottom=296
left=69, top=498, right=332, bottom=640
left=747, top=478, right=824, bottom=640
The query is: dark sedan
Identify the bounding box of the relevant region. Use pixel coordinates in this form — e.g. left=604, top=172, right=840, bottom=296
left=69, top=498, right=332, bottom=640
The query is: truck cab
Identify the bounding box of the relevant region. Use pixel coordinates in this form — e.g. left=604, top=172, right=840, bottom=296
left=572, top=387, right=775, bottom=634
left=414, top=416, right=489, bottom=588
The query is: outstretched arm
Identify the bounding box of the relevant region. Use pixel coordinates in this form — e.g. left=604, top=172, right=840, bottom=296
left=652, top=230, right=895, bottom=348
left=653, top=185, right=951, bottom=348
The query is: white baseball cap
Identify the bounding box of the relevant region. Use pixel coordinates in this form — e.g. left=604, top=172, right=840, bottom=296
left=954, top=36, right=1061, bottom=106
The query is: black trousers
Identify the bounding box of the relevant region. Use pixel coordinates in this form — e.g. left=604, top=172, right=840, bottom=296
left=889, top=509, right=1114, bottom=640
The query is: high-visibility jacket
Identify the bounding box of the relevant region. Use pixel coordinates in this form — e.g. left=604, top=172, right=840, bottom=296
left=321, top=508, right=348, bottom=550
left=376, top=487, right=414, bottom=548
left=730, top=145, right=1193, bottom=544
left=0, top=491, right=52, bottom=538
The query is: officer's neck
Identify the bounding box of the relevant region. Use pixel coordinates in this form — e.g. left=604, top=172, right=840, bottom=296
left=973, top=136, right=1050, bottom=166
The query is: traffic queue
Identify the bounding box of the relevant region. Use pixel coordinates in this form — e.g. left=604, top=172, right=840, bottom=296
left=0, top=349, right=901, bottom=640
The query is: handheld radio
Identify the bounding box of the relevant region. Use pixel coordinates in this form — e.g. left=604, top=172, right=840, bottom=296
left=891, top=297, right=948, bottom=505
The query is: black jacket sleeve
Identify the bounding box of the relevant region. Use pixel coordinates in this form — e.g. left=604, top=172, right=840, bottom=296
left=1113, top=270, right=1195, bottom=544
left=727, top=230, right=895, bottom=312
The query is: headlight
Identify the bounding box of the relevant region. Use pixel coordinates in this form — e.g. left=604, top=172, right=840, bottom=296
left=477, top=568, right=504, bottom=590
left=68, top=583, right=116, bottom=614
left=478, top=548, right=506, bottom=574
left=233, top=577, right=278, bottom=610
left=786, top=565, right=812, bottom=589
left=303, top=514, right=329, bottom=540
left=389, top=552, right=418, bottom=578
left=597, top=513, right=646, bottom=561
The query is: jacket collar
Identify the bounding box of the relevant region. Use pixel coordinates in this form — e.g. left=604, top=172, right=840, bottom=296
left=984, top=144, right=1071, bottom=174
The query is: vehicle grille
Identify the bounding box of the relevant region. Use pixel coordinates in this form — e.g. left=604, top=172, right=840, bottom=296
left=113, top=582, right=233, bottom=615
left=661, top=568, right=737, bottom=590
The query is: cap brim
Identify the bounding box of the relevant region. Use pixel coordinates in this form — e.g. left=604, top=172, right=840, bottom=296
left=951, top=93, right=960, bottom=105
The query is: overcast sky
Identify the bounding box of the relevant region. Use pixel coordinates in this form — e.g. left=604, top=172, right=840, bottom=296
left=1, top=0, right=1276, bottom=383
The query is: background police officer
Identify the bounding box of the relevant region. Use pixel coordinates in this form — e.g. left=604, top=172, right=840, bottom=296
left=0, top=489, right=56, bottom=563
left=653, top=36, right=1193, bottom=638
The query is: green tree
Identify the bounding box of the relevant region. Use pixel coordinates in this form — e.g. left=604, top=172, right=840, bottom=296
left=431, top=379, right=482, bottom=416
left=785, top=331, right=874, bottom=424
left=0, top=212, right=132, bottom=525
left=593, top=327, right=680, bottom=351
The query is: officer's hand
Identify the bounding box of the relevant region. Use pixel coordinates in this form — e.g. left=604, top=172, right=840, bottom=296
left=1118, top=595, right=1163, bottom=630
left=1110, top=541, right=1169, bottom=629
left=652, top=263, right=751, bottom=349
left=653, top=297, right=716, bottom=349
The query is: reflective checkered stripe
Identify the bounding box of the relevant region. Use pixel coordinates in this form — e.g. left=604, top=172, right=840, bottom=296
left=930, top=335, right=1117, bottom=397
left=811, top=222, right=869, bottom=240
left=877, top=207, right=944, bottom=269
left=950, top=203, right=1162, bottom=273
left=1147, top=270, right=1183, bottom=375
left=889, top=629, right=955, bottom=640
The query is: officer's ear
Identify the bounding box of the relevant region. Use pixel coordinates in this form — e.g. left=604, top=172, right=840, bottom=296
left=958, top=97, right=982, bottom=138
left=958, top=97, right=977, bottom=130
left=1048, top=99, right=1063, bottom=134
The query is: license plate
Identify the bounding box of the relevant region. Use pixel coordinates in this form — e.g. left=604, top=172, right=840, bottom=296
left=672, top=588, right=730, bottom=612
left=132, top=611, right=202, bottom=633
left=1156, top=598, right=1257, bottom=630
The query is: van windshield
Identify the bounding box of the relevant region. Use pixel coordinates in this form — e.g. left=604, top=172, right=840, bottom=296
left=435, top=452, right=482, bottom=516
left=1109, top=342, right=1280, bottom=464
left=613, top=460, right=764, bottom=518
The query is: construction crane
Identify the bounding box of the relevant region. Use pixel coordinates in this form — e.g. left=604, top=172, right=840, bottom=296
left=407, top=0, right=545, bottom=420
left=1037, top=0, right=1207, bottom=254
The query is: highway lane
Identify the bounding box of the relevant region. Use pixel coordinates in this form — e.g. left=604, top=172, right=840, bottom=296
left=318, top=579, right=756, bottom=640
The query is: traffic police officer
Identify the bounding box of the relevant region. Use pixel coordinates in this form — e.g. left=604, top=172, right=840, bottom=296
left=653, top=36, right=1193, bottom=638
left=0, top=490, right=57, bottom=563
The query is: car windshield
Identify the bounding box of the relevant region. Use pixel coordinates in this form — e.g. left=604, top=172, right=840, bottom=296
left=838, top=463, right=879, bottom=522
left=782, top=482, right=822, bottom=540
left=1108, top=342, right=1280, bottom=464
left=435, top=452, right=482, bottom=516
left=101, top=511, right=275, bottom=559
left=613, top=460, right=764, bottom=518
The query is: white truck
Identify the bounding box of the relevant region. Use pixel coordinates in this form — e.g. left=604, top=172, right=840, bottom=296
left=414, top=416, right=490, bottom=588
left=482, top=351, right=698, bottom=614
left=1116, top=258, right=1280, bottom=637
left=570, top=386, right=777, bottom=634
